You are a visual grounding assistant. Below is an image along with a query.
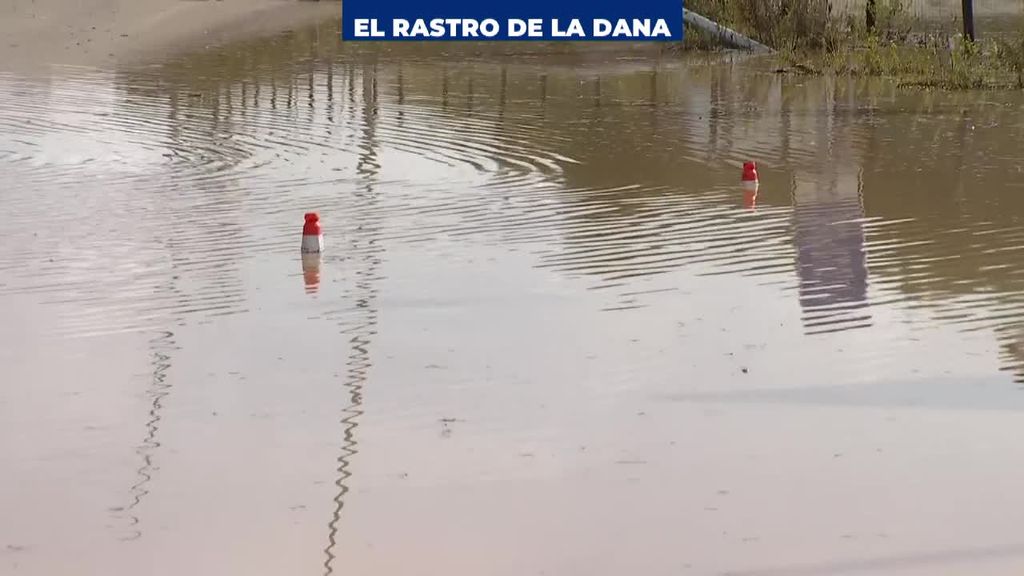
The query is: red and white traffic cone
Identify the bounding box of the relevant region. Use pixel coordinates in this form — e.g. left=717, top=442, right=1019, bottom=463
left=742, top=161, right=759, bottom=208
left=301, top=212, right=323, bottom=254
left=742, top=161, right=759, bottom=189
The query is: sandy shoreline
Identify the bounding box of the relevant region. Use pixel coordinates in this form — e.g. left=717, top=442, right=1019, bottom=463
left=0, top=0, right=341, bottom=72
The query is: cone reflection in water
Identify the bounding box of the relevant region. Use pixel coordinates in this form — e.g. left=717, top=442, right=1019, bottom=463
left=302, top=253, right=322, bottom=294
left=743, top=181, right=758, bottom=208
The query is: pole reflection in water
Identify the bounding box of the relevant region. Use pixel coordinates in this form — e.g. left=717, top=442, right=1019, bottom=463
left=323, top=60, right=383, bottom=576
left=111, top=329, right=176, bottom=541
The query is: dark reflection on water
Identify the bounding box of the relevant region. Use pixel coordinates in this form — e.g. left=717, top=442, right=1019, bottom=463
left=791, top=176, right=871, bottom=335
left=323, top=60, right=384, bottom=575
left=997, top=323, right=1024, bottom=385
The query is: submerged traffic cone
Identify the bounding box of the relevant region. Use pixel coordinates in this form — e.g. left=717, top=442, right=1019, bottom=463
left=301, top=212, right=323, bottom=254
left=741, top=161, right=759, bottom=188
left=742, top=161, right=759, bottom=208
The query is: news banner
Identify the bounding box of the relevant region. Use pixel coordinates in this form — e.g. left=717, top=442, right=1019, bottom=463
left=341, top=0, right=685, bottom=41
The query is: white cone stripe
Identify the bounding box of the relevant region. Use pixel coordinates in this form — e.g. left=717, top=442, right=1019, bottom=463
left=301, top=234, right=324, bottom=254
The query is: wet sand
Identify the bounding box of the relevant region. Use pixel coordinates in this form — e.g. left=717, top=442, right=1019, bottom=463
left=0, top=0, right=341, bottom=71
left=6, top=14, right=1024, bottom=576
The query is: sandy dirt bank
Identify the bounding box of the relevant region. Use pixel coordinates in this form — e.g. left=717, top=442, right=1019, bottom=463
left=0, top=0, right=341, bottom=71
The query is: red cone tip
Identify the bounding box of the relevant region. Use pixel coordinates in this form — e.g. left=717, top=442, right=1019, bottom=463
left=303, top=212, right=321, bottom=236
left=741, top=161, right=759, bottom=182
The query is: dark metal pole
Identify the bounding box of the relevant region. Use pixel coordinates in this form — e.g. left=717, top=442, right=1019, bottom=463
left=961, top=0, right=975, bottom=41
left=866, top=0, right=876, bottom=32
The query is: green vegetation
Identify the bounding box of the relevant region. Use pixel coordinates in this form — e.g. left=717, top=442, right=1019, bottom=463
left=683, top=0, right=1024, bottom=89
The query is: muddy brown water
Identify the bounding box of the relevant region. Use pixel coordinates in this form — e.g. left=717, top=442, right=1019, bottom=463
left=5, top=22, right=1024, bottom=576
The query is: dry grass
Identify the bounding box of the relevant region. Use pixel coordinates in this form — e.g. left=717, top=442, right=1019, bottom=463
left=686, top=0, right=837, bottom=50
left=682, top=0, right=1024, bottom=90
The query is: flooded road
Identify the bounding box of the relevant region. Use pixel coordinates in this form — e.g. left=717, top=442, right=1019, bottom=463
left=5, top=22, right=1024, bottom=576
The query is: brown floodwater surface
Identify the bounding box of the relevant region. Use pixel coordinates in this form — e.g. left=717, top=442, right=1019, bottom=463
left=5, top=23, right=1024, bottom=576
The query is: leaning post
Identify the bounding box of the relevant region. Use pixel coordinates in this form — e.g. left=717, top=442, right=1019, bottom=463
left=961, top=0, right=976, bottom=41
